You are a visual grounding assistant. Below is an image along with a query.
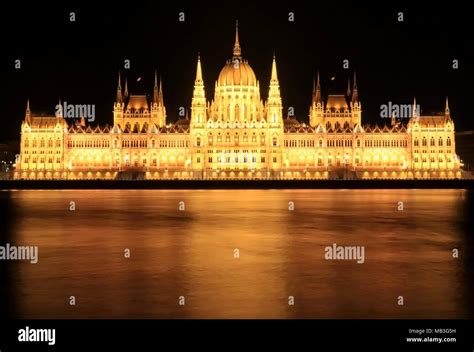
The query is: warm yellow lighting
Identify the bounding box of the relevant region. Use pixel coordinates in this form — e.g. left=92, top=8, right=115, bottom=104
left=15, top=28, right=461, bottom=181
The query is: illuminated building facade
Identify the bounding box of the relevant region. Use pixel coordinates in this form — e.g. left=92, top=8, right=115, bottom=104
left=15, top=25, right=462, bottom=180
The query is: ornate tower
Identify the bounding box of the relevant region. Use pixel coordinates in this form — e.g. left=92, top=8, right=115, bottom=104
left=113, top=72, right=125, bottom=127
left=151, top=71, right=166, bottom=127
left=191, top=54, right=206, bottom=129
left=190, top=54, right=206, bottom=177
left=350, top=72, right=361, bottom=125
left=266, top=54, right=283, bottom=126
left=309, top=71, right=324, bottom=127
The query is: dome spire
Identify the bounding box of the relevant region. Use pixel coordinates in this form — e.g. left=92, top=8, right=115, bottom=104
left=233, top=20, right=241, bottom=59
left=445, top=96, right=450, bottom=116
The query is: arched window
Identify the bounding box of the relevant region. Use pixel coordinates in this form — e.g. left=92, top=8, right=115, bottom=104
left=422, top=137, right=427, bottom=147
left=438, top=137, right=443, bottom=146
left=447, top=137, right=451, bottom=147
left=430, top=137, right=435, bottom=146
left=272, top=137, right=277, bottom=146
left=318, top=139, right=323, bottom=148
left=356, top=139, right=361, bottom=148
left=414, top=138, right=419, bottom=147
left=24, top=139, right=29, bottom=147
left=196, top=137, right=201, bottom=147
left=326, top=122, right=331, bottom=130
left=56, top=139, right=61, bottom=147
left=40, top=139, right=45, bottom=148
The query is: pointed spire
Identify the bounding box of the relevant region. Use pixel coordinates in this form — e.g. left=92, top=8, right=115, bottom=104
left=313, top=70, right=322, bottom=104
left=153, top=70, right=159, bottom=103
left=351, top=72, right=358, bottom=103
left=124, top=77, right=128, bottom=98
left=445, top=96, right=450, bottom=116
left=25, top=99, right=31, bottom=123
left=158, top=76, right=164, bottom=106
left=413, top=97, right=418, bottom=118
left=270, top=54, right=278, bottom=83
left=116, top=71, right=123, bottom=103
left=233, top=20, right=241, bottom=59
left=391, top=106, right=397, bottom=127
left=57, top=99, right=63, bottom=118
left=346, top=77, right=351, bottom=97
left=195, top=53, right=203, bottom=84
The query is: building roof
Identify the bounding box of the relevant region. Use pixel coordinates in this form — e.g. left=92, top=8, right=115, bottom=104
left=326, top=95, right=349, bottom=110
left=126, top=95, right=149, bottom=110
left=284, top=117, right=301, bottom=127
left=413, top=116, right=449, bottom=127
left=28, top=116, right=67, bottom=129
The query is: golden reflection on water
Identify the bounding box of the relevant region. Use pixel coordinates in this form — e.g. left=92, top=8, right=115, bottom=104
left=2, top=189, right=470, bottom=318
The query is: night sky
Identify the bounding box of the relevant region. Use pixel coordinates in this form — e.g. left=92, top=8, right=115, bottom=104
left=1, top=1, right=473, bottom=142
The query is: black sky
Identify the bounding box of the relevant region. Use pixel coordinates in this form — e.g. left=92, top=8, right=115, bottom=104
left=1, top=1, right=473, bottom=142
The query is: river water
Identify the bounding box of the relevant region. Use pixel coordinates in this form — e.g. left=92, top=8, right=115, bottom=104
left=0, top=189, right=472, bottom=318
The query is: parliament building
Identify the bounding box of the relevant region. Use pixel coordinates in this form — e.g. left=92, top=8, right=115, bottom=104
left=15, top=25, right=463, bottom=180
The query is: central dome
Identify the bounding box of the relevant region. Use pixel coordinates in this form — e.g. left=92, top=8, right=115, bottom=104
left=218, top=60, right=257, bottom=86
left=217, top=22, right=257, bottom=87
